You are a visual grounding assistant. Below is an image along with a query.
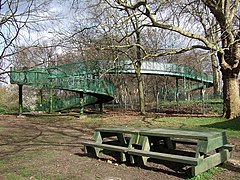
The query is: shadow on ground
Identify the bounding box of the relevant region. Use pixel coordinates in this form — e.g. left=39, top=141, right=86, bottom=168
left=201, top=118, right=240, bottom=131
left=220, top=162, right=240, bottom=174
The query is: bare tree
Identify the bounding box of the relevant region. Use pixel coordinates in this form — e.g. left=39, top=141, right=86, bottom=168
left=1, top=1, right=30, bottom=59
left=100, top=0, right=240, bottom=119
left=0, top=0, right=31, bottom=82
left=13, top=42, right=59, bottom=68
left=69, top=1, right=176, bottom=114
left=184, top=2, right=221, bottom=97
left=0, top=0, right=58, bottom=83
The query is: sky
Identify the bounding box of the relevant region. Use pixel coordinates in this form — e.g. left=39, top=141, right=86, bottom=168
left=1, top=1, right=222, bottom=81
left=0, top=0, right=76, bottom=84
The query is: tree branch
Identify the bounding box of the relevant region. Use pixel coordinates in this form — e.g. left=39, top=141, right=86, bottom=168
left=114, top=1, right=220, bottom=52
left=143, top=45, right=210, bottom=59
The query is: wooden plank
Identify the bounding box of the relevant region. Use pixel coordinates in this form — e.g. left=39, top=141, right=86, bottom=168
left=221, top=144, right=235, bottom=151
left=82, top=141, right=129, bottom=162
left=172, top=139, right=198, bottom=145
left=192, top=149, right=230, bottom=176
left=139, top=128, right=223, bottom=140
left=128, top=133, right=140, bottom=148
left=93, top=131, right=103, bottom=143
left=95, top=127, right=226, bottom=141
left=198, top=133, right=228, bottom=153
left=116, top=133, right=127, bottom=145
left=82, top=141, right=129, bottom=152
left=95, top=127, right=140, bottom=134
left=140, top=136, right=150, bottom=165
left=83, top=143, right=101, bottom=157
left=94, top=130, right=132, bottom=147
left=128, top=149, right=200, bottom=166
left=100, top=132, right=120, bottom=138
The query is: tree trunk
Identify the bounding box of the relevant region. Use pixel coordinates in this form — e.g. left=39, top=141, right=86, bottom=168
left=134, top=17, right=145, bottom=115
left=221, top=69, right=240, bottom=119
left=211, top=53, right=220, bottom=98
left=218, top=28, right=240, bottom=119
left=135, top=67, right=145, bottom=114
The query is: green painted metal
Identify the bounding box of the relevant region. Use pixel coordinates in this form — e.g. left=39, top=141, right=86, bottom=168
left=99, top=103, right=103, bottom=113
left=10, top=60, right=214, bottom=112
left=10, top=61, right=115, bottom=112
left=36, top=95, right=98, bottom=112
left=79, top=92, right=84, bottom=115
left=18, top=84, right=23, bottom=115
left=49, top=87, right=53, bottom=113
left=107, top=60, right=213, bottom=86
left=183, top=77, right=187, bottom=100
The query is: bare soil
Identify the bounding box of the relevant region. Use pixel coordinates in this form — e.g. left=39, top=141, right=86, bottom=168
left=0, top=112, right=239, bottom=180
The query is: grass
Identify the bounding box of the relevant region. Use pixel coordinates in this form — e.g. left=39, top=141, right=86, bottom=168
left=188, top=167, right=220, bottom=180
left=0, top=150, right=53, bottom=178
left=158, top=99, right=223, bottom=114
left=72, top=112, right=240, bottom=137
left=19, top=167, right=34, bottom=178
left=152, top=116, right=240, bottom=137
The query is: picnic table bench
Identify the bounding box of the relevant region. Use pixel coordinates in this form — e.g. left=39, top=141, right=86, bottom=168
left=82, top=127, right=234, bottom=176
left=82, top=127, right=140, bottom=162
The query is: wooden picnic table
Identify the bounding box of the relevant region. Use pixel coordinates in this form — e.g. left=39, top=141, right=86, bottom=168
left=82, top=127, right=234, bottom=176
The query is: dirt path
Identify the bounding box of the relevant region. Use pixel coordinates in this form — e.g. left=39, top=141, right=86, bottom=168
left=0, top=113, right=239, bottom=180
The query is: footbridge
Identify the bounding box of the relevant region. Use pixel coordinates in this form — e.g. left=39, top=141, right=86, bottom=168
left=103, top=60, right=213, bottom=86
left=10, top=60, right=213, bottom=114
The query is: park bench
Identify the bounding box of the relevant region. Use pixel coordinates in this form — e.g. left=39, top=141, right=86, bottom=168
left=82, top=127, right=235, bottom=176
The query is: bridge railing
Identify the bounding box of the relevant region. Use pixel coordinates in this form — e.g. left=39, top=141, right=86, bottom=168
left=10, top=67, right=115, bottom=98
left=36, top=94, right=98, bottom=111
left=104, top=60, right=213, bottom=83
left=52, top=76, right=114, bottom=97
left=10, top=68, right=49, bottom=86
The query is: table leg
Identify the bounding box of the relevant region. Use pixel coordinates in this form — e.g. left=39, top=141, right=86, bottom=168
left=84, top=145, right=101, bottom=157
left=192, top=149, right=230, bottom=176
left=92, top=131, right=103, bottom=157
left=141, top=136, right=150, bottom=165
left=116, top=133, right=127, bottom=145
left=164, top=137, right=175, bottom=149
left=93, top=131, right=103, bottom=143
left=128, top=133, right=140, bottom=148
left=128, top=133, right=140, bottom=164
left=130, top=136, right=150, bottom=165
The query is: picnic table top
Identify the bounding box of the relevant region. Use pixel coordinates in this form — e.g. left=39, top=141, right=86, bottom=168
left=139, top=128, right=225, bottom=140
left=95, top=127, right=141, bottom=134
left=95, top=127, right=225, bottom=140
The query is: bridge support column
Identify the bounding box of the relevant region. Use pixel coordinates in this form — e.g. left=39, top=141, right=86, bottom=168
left=176, top=77, right=179, bottom=113
left=18, top=84, right=23, bottom=116
left=201, top=85, right=206, bottom=114
left=99, top=103, right=104, bottom=113
left=79, top=92, right=84, bottom=115
left=39, top=89, right=43, bottom=109
left=183, top=77, right=187, bottom=101
left=49, top=88, right=53, bottom=113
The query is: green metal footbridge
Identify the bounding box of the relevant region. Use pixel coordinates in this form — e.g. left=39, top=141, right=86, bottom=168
left=10, top=60, right=213, bottom=114
left=107, top=60, right=213, bottom=89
